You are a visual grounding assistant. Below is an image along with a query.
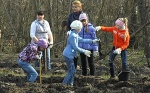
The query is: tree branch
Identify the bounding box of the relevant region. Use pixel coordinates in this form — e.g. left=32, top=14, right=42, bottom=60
left=130, top=21, right=150, bottom=38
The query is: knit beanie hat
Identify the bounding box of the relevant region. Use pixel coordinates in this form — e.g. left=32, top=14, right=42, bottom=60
left=70, top=20, right=83, bottom=30
left=79, top=13, right=88, bottom=20
left=37, top=39, right=48, bottom=48
left=115, top=19, right=125, bottom=27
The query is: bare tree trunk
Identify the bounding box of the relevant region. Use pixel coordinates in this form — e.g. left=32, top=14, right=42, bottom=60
left=0, top=0, right=149, bottom=62
left=1, top=0, right=21, bottom=52
left=129, top=0, right=139, bottom=49
left=138, top=0, right=150, bottom=66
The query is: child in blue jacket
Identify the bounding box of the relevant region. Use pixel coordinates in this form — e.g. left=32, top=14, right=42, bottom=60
left=78, top=13, right=99, bottom=76
left=63, top=20, right=99, bottom=86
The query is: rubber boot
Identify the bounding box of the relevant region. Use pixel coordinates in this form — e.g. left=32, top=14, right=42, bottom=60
left=109, top=62, right=115, bottom=78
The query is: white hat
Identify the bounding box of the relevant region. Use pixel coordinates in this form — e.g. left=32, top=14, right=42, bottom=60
left=70, top=20, right=83, bottom=30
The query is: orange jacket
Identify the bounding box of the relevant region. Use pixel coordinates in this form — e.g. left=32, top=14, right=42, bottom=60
left=101, top=26, right=130, bottom=50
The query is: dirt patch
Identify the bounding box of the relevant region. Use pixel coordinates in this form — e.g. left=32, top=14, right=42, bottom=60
left=0, top=53, right=150, bottom=93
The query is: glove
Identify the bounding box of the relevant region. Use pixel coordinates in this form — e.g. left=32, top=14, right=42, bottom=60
left=84, top=50, right=91, bottom=57
left=48, top=41, right=53, bottom=48
left=75, top=52, right=79, bottom=58
left=113, top=48, right=121, bottom=54
left=36, top=51, right=42, bottom=59
left=93, top=39, right=100, bottom=43
left=93, top=51, right=99, bottom=57
left=95, top=26, right=101, bottom=31
left=35, top=55, right=41, bottom=59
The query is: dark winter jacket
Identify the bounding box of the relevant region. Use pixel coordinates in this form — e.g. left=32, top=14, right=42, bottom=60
left=67, top=11, right=83, bottom=31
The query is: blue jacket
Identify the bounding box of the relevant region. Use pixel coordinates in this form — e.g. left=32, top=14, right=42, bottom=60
left=63, top=30, right=93, bottom=59
left=78, top=23, right=98, bottom=51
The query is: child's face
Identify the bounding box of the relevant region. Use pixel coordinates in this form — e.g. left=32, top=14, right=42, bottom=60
left=81, top=19, right=88, bottom=26
left=116, top=24, right=123, bottom=30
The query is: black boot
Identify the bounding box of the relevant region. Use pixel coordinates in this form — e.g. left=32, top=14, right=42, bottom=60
left=109, top=62, right=115, bottom=77
left=122, top=66, right=130, bottom=71
left=110, top=69, right=115, bottom=77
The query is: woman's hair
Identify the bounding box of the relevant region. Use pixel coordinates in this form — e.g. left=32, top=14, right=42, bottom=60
left=37, top=10, right=44, bottom=15
left=72, top=0, right=82, bottom=8
left=118, top=18, right=129, bottom=41
left=85, top=24, right=89, bottom=33
left=118, top=18, right=128, bottom=29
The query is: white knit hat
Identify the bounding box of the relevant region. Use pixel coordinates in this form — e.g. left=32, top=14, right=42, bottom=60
left=70, top=20, right=83, bottom=30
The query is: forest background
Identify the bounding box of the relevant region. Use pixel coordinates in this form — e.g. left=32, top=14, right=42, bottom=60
left=0, top=0, right=150, bottom=65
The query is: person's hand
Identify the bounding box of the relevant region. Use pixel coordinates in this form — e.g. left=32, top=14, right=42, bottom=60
left=93, top=39, right=100, bottom=43
left=36, top=51, right=42, bottom=59
left=113, top=48, right=121, bottom=54
left=95, top=26, right=101, bottom=31
left=93, top=51, right=99, bottom=57
left=35, top=55, right=41, bottom=59
left=48, top=41, right=53, bottom=48
left=84, top=50, right=91, bottom=57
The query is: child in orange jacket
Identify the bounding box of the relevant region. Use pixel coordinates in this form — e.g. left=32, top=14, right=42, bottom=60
left=95, top=18, right=130, bottom=78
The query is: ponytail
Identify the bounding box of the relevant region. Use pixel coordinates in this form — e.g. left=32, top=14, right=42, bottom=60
left=124, top=18, right=128, bottom=29
left=118, top=18, right=128, bottom=29
left=124, top=18, right=129, bottom=41
left=118, top=17, right=129, bottom=41
left=85, top=25, right=88, bottom=32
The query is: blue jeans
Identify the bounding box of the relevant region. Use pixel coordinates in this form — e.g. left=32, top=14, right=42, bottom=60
left=109, top=47, right=128, bottom=77
left=18, top=59, right=38, bottom=82
left=35, top=48, right=51, bottom=69
left=62, top=56, right=76, bottom=86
